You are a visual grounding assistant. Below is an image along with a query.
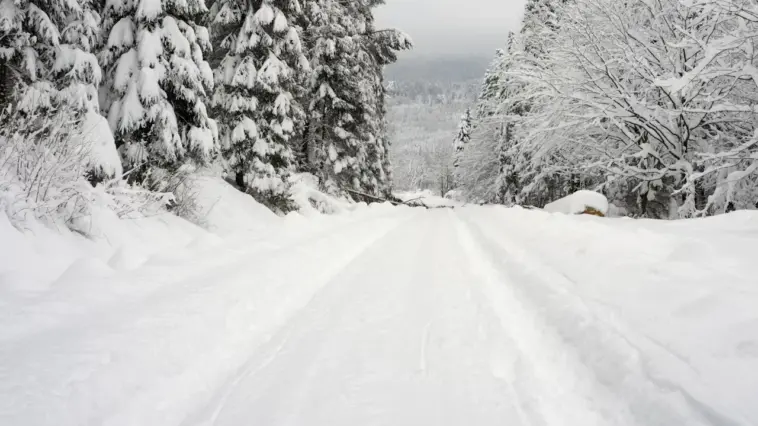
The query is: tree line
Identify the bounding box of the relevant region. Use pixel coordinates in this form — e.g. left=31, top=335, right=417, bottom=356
left=455, top=0, right=758, bottom=218
left=0, top=0, right=411, bottom=212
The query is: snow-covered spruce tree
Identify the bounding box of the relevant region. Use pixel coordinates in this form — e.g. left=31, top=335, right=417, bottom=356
left=452, top=108, right=471, bottom=169
left=355, top=3, right=411, bottom=197
left=301, top=0, right=364, bottom=195
left=0, top=0, right=61, bottom=111
left=473, top=49, right=505, bottom=121
left=59, top=0, right=128, bottom=183
left=55, top=0, right=102, bottom=113
left=0, top=0, right=123, bottom=182
left=211, top=0, right=308, bottom=211
left=100, top=0, right=217, bottom=185
left=0, top=0, right=102, bottom=112
left=455, top=49, right=508, bottom=203
left=300, top=0, right=410, bottom=199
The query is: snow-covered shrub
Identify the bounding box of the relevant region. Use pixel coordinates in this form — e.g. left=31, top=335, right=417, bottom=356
left=99, top=0, right=217, bottom=181
left=140, top=165, right=208, bottom=227
left=0, top=109, right=170, bottom=231
left=0, top=111, right=94, bottom=226
left=289, top=173, right=353, bottom=216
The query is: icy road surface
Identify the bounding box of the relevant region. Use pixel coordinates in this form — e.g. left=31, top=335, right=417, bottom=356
left=2, top=206, right=758, bottom=425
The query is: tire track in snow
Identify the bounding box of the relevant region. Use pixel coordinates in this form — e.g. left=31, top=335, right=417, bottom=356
left=184, top=213, right=425, bottom=426
left=0, top=209, right=420, bottom=426
left=455, top=210, right=750, bottom=426
left=188, top=209, right=521, bottom=426
left=190, top=212, right=452, bottom=426
left=0, top=208, right=412, bottom=346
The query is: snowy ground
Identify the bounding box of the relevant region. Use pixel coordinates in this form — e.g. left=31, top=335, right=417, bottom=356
left=395, top=189, right=462, bottom=208
left=2, top=202, right=758, bottom=426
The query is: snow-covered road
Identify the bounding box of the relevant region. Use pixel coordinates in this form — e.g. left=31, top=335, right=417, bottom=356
left=2, top=206, right=758, bottom=426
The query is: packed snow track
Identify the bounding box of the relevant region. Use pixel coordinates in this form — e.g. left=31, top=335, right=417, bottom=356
left=2, top=205, right=758, bottom=426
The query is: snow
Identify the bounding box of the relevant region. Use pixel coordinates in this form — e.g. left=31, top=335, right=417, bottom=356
left=73, top=110, right=123, bottom=177
left=161, top=16, right=191, bottom=58
left=2, top=199, right=758, bottom=425
left=185, top=175, right=280, bottom=235
left=188, top=126, right=216, bottom=157
left=136, top=0, right=163, bottom=21
left=53, top=45, right=102, bottom=85
left=254, top=3, right=275, bottom=25
left=232, top=58, right=257, bottom=89
left=544, top=190, right=610, bottom=215
left=231, top=117, right=258, bottom=142
left=137, top=28, right=163, bottom=68
left=112, top=48, right=138, bottom=92
left=396, top=189, right=462, bottom=208
left=273, top=10, right=288, bottom=33
left=289, top=173, right=355, bottom=215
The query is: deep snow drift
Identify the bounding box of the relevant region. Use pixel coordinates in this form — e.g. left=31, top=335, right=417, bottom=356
left=1, top=198, right=757, bottom=425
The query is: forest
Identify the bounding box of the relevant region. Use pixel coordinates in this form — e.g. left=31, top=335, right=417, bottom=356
left=0, top=0, right=411, bottom=220
left=3, top=1, right=758, bottom=424
left=455, top=0, right=758, bottom=218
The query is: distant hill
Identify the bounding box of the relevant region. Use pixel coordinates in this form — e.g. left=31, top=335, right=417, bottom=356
left=385, top=54, right=487, bottom=192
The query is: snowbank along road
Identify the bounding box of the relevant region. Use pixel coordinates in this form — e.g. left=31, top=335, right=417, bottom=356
left=2, top=205, right=758, bottom=426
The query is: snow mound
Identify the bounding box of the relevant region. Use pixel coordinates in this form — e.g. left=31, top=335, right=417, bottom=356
left=187, top=175, right=280, bottom=235
left=73, top=110, right=123, bottom=177
left=544, top=190, right=609, bottom=216
left=289, top=173, right=354, bottom=216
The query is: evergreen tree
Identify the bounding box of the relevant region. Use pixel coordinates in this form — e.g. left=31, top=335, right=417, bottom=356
left=100, top=0, right=217, bottom=183
left=302, top=0, right=362, bottom=194
left=300, top=0, right=409, bottom=198
left=454, top=49, right=508, bottom=202
left=452, top=108, right=471, bottom=169
left=0, top=0, right=121, bottom=182
left=55, top=0, right=102, bottom=113
left=211, top=0, right=309, bottom=210
left=474, top=49, right=505, bottom=120
left=359, top=5, right=411, bottom=196
left=0, top=0, right=101, bottom=113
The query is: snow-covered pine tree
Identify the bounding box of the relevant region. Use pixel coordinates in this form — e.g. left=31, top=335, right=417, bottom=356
left=58, top=0, right=127, bottom=182
left=473, top=49, right=505, bottom=121
left=55, top=0, right=102, bottom=113
left=0, top=0, right=61, bottom=111
left=100, top=0, right=217, bottom=184
left=452, top=108, right=471, bottom=169
left=0, top=0, right=123, bottom=182
left=361, top=16, right=412, bottom=197
left=0, top=0, right=102, bottom=112
left=300, top=0, right=410, bottom=198
left=300, top=0, right=363, bottom=194
left=211, top=0, right=309, bottom=210
left=454, top=49, right=507, bottom=202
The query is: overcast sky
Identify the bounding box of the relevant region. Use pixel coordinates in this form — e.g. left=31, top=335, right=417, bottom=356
left=374, top=0, right=527, bottom=56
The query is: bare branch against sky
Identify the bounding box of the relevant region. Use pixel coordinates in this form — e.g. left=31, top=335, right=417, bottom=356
left=375, top=0, right=527, bottom=56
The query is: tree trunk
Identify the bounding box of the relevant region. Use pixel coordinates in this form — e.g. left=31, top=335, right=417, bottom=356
left=0, top=64, right=18, bottom=112
left=235, top=171, right=245, bottom=189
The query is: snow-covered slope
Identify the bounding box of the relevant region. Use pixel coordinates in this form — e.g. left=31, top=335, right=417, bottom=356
left=1, top=203, right=757, bottom=425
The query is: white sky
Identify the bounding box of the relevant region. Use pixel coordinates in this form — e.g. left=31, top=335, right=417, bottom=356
left=374, top=0, right=527, bottom=55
